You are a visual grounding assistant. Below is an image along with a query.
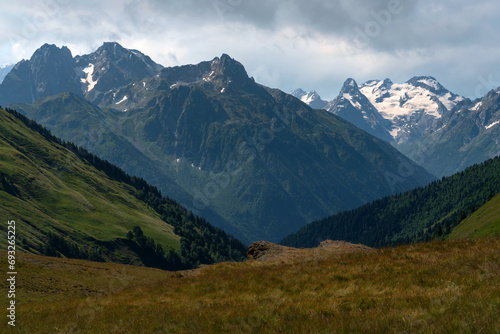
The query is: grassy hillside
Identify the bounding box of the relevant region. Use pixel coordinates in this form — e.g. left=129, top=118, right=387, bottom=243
left=448, top=193, right=500, bottom=239
left=1, top=237, right=498, bottom=333
left=0, top=107, right=178, bottom=254
left=0, top=107, right=246, bottom=268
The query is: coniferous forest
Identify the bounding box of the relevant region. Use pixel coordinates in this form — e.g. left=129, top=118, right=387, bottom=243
left=281, top=156, right=500, bottom=248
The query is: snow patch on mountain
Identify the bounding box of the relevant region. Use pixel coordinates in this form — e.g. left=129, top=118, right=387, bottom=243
left=302, top=91, right=320, bottom=104
left=389, top=126, right=401, bottom=138
left=115, top=95, right=128, bottom=104
left=78, top=64, right=98, bottom=92
left=471, top=102, right=483, bottom=111
left=417, top=78, right=440, bottom=90
left=438, top=92, right=464, bottom=111
left=342, top=93, right=362, bottom=109
left=486, top=120, right=500, bottom=130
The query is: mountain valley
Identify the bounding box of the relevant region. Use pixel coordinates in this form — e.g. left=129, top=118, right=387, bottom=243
left=2, top=43, right=435, bottom=243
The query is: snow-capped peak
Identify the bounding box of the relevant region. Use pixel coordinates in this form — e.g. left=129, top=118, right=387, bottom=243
left=406, top=76, right=448, bottom=95
left=302, top=90, right=321, bottom=103
left=291, top=88, right=328, bottom=109
left=359, top=77, right=463, bottom=120
left=340, top=78, right=360, bottom=95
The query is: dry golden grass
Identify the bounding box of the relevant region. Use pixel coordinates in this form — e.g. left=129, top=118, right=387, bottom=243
left=1, top=238, right=499, bottom=333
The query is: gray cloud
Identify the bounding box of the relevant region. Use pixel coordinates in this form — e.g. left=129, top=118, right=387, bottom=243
left=1, top=0, right=500, bottom=99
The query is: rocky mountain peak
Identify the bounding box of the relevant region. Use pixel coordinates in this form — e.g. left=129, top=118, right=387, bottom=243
left=96, top=42, right=126, bottom=55
left=327, top=77, right=393, bottom=142
left=73, top=42, right=163, bottom=99
left=291, top=89, right=328, bottom=109
left=381, top=78, right=393, bottom=89
left=0, top=43, right=80, bottom=105
left=340, top=78, right=360, bottom=95
left=31, top=43, right=72, bottom=59
left=291, top=88, right=306, bottom=97
left=210, top=54, right=251, bottom=84
left=29, top=44, right=74, bottom=72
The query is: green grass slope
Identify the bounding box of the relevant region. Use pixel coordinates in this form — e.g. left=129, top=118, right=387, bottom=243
left=0, top=110, right=180, bottom=260
left=1, top=237, right=498, bottom=333
left=448, top=193, right=500, bottom=239
left=0, top=107, right=246, bottom=268
left=0, top=107, right=178, bottom=254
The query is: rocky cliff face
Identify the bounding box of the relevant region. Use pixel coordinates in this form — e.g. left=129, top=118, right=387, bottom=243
left=0, top=42, right=163, bottom=107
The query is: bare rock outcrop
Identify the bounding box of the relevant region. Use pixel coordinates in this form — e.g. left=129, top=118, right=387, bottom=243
left=247, top=240, right=373, bottom=263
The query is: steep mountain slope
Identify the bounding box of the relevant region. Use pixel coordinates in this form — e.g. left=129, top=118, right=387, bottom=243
left=402, top=88, right=500, bottom=176
left=0, top=107, right=246, bottom=268
left=326, top=78, right=393, bottom=142
left=281, top=156, right=500, bottom=248
left=75, top=42, right=164, bottom=103
left=11, top=50, right=435, bottom=243
left=0, top=44, right=81, bottom=106
left=447, top=193, right=500, bottom=239
left=0, top=43, right=163, bottom=107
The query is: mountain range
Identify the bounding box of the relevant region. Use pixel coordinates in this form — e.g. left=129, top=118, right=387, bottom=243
left=0, top=43, right=163, bottom=107
left=294, top=77, right=500, bottom=177
left=0, top=42, right=434, bottom=244
left=281, top=156, right=500, bottom=248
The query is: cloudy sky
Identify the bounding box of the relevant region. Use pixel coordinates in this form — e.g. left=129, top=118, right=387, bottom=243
left=2, top=0, right=500, bottom=100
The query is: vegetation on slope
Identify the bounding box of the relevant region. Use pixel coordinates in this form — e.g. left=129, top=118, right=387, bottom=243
left=281, top=156, right=500, bottom=248
left=2, top=237, right=499, bottom=333
left=0, top=107, right=246, bottom=269
left=448, top=193, right=500, bottom=239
